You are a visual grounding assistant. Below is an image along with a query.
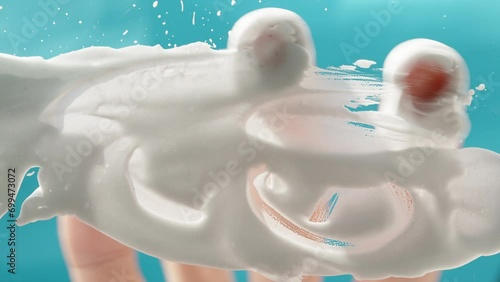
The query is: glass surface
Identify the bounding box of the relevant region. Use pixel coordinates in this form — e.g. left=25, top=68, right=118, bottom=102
left=0, top=1, right=498, bottom=281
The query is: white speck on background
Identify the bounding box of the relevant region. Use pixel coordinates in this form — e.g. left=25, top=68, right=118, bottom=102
left=217, top=10, right=221, bottom=16
left=123, top=30, right=129, bottom=36
left=231, top=0, right=236, bottom=6
left=192, top=12, right=196, bottom=25
left=165, top=30, right=169, bottom=35
left=209, top=38, right=217, bottom=48
left=78, top=20, right=82, bottom=24
left=180, top=0, right=184, bottom=11
left=476, top=84, right=486, bottom=91
left=153, top=1, right=158, bottom=8
left=0, top=6, right=3, bottom=10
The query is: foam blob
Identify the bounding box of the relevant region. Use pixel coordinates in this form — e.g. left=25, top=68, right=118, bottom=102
left=0, top=8, right=499, bottom=281
left=404, top=61, right=451, bottom=102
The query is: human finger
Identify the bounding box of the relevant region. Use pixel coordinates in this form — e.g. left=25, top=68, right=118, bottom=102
left=162, top=261, right=233, bottom=282
left=58, top=215, right=144, bottom=282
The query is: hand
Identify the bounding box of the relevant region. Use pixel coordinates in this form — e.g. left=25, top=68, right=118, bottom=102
left=57, top=62, right=448, bottom=282
left=58, top=215, right=440, bottom=282
left=58, top=216, right=316, bottom=282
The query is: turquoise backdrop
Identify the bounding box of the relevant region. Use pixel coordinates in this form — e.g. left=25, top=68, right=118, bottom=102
left=0, top=0, right=499, bottom=281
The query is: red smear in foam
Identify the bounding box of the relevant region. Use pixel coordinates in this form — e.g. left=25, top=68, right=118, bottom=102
left=404, top=61, right=451, bottom=102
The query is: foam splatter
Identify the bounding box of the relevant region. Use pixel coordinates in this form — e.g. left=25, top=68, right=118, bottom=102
left=0, top=8, right=499, bottom=281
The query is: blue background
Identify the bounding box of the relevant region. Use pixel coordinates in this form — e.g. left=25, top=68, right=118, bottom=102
left=0, top=0, right=499, bottom=281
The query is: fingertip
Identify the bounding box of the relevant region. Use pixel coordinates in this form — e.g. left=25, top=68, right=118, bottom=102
left=404, top=61, right=452, bottom=102
left=162, top=261, right=233, bottom=282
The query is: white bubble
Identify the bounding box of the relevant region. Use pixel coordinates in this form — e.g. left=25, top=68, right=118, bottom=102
left=354, top=59, right=377, bottom=69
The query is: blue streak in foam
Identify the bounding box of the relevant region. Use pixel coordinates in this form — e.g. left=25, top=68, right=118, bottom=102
left=324, top=238, right=353, bottom=247
left=326, top=193, right=339, bottom=220
left=322, top=193, right=354, bottom=247
left=22, top=167, right=40, bottom=187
